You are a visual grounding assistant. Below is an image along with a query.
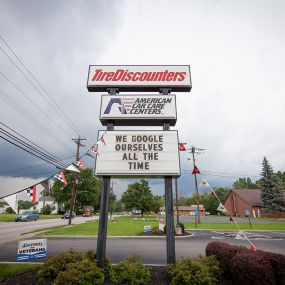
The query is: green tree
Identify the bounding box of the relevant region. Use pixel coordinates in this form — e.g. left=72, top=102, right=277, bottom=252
left=18, top=200, right=34, bottom=210
left=114, top=199, right=125, bottom=213
left=121, top=179, right=155, bottom=217
left=52, top=168, right=101, bottom=213
left=233, top=177, right=259, bottom=189
left=260, top=157, right=284, bottom=211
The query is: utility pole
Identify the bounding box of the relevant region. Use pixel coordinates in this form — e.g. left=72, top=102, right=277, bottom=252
left=68, top=135, right=86, bottom=225
left=190, top=146, right=203, bottom=224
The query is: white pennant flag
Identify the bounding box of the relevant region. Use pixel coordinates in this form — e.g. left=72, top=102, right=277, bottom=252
left=201, top=178, right=210, bottom=187
left=217, top=202, right=228, bottom=213
left=4, top=193, right=18, bottom=214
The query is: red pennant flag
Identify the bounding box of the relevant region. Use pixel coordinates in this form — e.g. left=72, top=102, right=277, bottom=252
left=75, top=159, right=87, bottom=169
left=250, top=244, right=256, bottom=251
left=99, top=135, right=106, bottom=145
left=54, top=171, right=68, bottom=186
left=90, top=145, right=99, bottom=155
left=32, top=185, right=36, bottom=204
left=192, top=165, right=201, bottom=175
left=25, top=186, right=36, bottom=204
left=178, top=143, right=186, bottom=151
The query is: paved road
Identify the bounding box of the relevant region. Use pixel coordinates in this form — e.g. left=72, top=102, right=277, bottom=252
left=0, top=216, right=98, bottom=244
left=1, top=230, right=284, bottom=264
left=175, top=216, right=285, bottom=224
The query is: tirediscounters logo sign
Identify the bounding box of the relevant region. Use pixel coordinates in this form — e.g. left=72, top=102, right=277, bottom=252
left=95, top=130, right=180, bottom=177
left=100, top=95, right=177, bottom=126
left=87, top=65, right=191, bottom=92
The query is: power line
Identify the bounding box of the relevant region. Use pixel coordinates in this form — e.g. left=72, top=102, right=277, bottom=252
left=0, top=124, right=69, bottom=168
left=0, top=71, right=76, bottom=142
left=0, top=35, right=84, bottom=137
left=0, top=155, right=75, bottom=176
left=0, top=89, right=73, bottom=151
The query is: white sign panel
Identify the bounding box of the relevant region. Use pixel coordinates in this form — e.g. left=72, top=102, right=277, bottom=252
left=17, top=239, right=47, bottom=261
left=95, top=131, right=180, bottom=177
left=87, top=65, right=191, bottom=92
left=100, top=95, right=177, bottom=126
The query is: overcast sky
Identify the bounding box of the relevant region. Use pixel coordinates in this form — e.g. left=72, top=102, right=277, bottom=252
left=0, top=0, right=285, bottom=198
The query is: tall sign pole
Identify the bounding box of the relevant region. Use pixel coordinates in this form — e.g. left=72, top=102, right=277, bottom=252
left=161, top=88, right=175, bottom=264
left=96, top=88, right=116, bottom=268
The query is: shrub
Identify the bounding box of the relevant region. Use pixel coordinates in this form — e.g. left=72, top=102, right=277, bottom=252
left=5, top=207, right=13, bottom=214
left=151, top=226, right=163, bottom=235
left=109, top=255, right=151, bottom=285
left=231, top=251, right=276, bottom=285
left=37, top=249, right=86, bottom=281
left=167, top=255, right=221, bottom=285
left=205, top=242, right=247, bottom=278
left=53, top=259, right=104, bottom=285
left=42, top=204, right=52, bottom=215
left=260, top=251, right=285, bottom=285
left=37, top=249, right=108, bottom=283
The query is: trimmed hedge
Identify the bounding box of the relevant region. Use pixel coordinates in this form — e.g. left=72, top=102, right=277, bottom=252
left=206, top=242, right=285, bottom=285
left=231, top=251, right=275, bottom=285
left=205, top=242, right=246, bottom=278
left=167, top=256, right=221, bottom=285
left=109, top=255, right=151, bottom=285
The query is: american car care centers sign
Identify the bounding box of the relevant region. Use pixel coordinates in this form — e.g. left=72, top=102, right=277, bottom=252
left=100, top=94, right=177, bottom=126
left=95, top=130, right=180, bottom=177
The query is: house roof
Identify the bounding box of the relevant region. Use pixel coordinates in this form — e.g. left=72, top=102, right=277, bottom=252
left=231, top=189, right=262, bottom=207
left=38, top=196, right=55, bottom=202
left=231, top=188, right=285, bottom=207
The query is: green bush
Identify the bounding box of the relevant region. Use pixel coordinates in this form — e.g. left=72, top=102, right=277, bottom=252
left=5, top=207, right=13, bottom=214
left=37, top=249, right=86, bottom=281
left=53, top=259, right=104, bottom=285
left=167, top=256, right=221, bottom=285
left=110, top=255, right=151, bottom=285
left=42, top=204, right=52, bottom=215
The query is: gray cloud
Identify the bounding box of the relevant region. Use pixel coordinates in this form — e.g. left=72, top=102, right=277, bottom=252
left=1, top=0, right=285, bottom=197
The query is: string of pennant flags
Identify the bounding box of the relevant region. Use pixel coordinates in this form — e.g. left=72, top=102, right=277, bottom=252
left=2, top=136, right=257, bottom=251
left=0, top=133, right=108, bottom=204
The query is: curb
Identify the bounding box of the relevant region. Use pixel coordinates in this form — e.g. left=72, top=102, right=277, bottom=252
left=38, top=233, right=271, bottom=238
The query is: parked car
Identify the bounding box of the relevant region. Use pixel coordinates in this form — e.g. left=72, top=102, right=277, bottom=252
left=62, top=211, right=76, bottom=219
left=15, top=211, right=39, bottom=222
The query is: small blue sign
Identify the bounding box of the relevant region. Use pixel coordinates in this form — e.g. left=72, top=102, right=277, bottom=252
left=245, top=210, right=250, bottom=217
left=194, top=208, right=199, bottom=216
left=17, top=239, right=47, bottom=262
left=143, top=225, right=152, bottom=233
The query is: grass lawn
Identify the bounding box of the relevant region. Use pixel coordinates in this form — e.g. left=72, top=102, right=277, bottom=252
left=0, top=214, right=62, bottom=222
left=0, top=263, right=42, bottom=282
left=37, top=215, right=285, bottom=236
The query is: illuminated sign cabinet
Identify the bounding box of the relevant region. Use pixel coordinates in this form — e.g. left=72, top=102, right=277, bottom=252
left=100, top=94, right=177, bottom=126
left=95, top=131, right=180, bottom=177
left=87, top=65, right=191, bottom=92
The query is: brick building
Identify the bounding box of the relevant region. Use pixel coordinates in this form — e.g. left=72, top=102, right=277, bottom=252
left=223, top=189, right=285, bottom=218
left=159, top=205, right=206, bottom=216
